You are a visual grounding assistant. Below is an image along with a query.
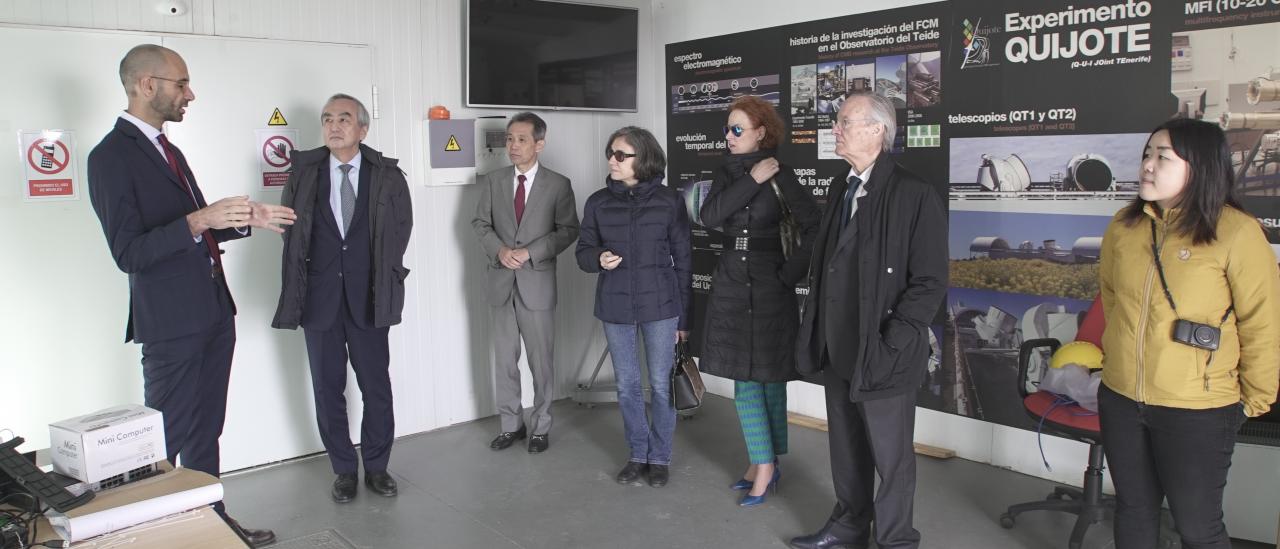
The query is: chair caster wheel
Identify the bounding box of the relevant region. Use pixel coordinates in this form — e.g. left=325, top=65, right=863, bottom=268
left=999, top=513, right=1015, bottom=529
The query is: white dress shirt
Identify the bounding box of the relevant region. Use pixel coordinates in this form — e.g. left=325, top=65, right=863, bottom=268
left=120, top=110, right=168, bottom=160
left=845, top=161, right=875, bottom=223
left=329, top=152, right=363, bottom=239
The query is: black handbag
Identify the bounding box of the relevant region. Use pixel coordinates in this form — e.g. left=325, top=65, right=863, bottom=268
left=770, top=178, right=802, bottom=259
left=671, top=341, right=705, bottom=411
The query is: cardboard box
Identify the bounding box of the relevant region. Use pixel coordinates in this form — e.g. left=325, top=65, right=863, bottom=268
left=38, top=506, right=246, bottom=549
left=33, top=466, right=244, bottom=548
left=49, top=405, right=165, bottom=483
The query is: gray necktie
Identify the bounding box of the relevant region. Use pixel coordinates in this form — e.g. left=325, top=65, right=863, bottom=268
left=339, top=164, right=355, bottom=234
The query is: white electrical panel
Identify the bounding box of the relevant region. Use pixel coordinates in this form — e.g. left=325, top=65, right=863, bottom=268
left=476, top=116, right=510, bottom=175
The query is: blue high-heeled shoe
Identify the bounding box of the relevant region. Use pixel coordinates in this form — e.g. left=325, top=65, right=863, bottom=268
left=738, top=467, right=781, bottom=507
left=731, top=459, right=779, bottom=491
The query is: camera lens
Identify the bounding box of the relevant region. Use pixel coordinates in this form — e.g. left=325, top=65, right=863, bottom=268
left=1194, top=326, right=1215, bottom=344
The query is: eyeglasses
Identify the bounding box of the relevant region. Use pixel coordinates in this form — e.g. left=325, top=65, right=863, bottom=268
left=723, top=124, right=756, bottom=137
left=607, top=149, right=637, bottom=162
left=836, top=117, right=875, bottom=131
left=149, top=75, right=189, bottom=90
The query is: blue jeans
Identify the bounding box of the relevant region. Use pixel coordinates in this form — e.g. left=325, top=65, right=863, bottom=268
left=602, top=317, right=678, bottom=466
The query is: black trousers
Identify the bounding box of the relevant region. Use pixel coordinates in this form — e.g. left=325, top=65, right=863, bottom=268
left=140, top=276, right=234, bottom=515
left=823, top=368, right=921, bottom=549
left=1098, top=384, right=1246, bottom=549
left=304, top=298, right=393, bottom=475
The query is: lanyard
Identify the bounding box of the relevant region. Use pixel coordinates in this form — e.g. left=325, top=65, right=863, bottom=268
left=1149, top=218, right=1233, bottom=323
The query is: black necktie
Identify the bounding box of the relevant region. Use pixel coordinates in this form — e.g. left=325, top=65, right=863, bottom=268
left=840, top=175, right=862, bottom=232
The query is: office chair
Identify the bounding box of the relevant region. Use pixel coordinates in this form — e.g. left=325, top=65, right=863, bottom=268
left=1000, top=296, right=1114, bottom=549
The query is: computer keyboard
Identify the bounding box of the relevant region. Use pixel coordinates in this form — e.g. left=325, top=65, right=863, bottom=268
left=0, top=437, right=94, bottom=513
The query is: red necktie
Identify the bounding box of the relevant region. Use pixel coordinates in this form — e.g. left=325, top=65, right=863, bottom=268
left=515, top=174, right=527, bottom=225
left=157, top=134, right=223, bottom=270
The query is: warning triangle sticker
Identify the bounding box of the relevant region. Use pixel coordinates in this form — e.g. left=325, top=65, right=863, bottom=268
left=267, top=108, right=288, bottom=126
left=445, top=135, right=462, bottom=152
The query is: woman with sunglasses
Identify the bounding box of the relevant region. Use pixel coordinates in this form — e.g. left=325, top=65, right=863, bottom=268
left=576, top=126, right=692, bottom=488
left=1099, top=118, right=1279, bottom=548
left=698, top=96, right=820, bottom=507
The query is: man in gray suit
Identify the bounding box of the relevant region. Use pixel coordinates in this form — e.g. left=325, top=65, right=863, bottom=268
left=472, top=112, right=580, bottom=453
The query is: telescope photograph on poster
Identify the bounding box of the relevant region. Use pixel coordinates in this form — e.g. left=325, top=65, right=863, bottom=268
left=934, top=287, right=1093, bottom=428
left=948, top=210, right=1112, bottom=301
left=948, top=133, right=1147, bottom=200
left=1170, top=21, right=1280, bottom=196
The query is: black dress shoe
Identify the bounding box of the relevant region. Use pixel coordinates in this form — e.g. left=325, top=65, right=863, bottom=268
left=490, top=426, right=527, bottom=450
left=527, top=434, right=549, bottom=453
left=227, top=518, right=277, bottom=548
left=647, top=464, right=669, bottom=487
left=365, top=470, right=398, bottom=497
left=615, top=462, right=647, bottom=484
left=332, top=473, right=358, bottom=503
left=788, top=522, right=864, bottom=549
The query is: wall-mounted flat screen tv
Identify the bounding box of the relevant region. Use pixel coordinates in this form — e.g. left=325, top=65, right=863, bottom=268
left=467, top=0, right=638, bottom=112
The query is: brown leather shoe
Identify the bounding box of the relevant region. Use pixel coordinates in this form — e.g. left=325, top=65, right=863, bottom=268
left=227, top=518, right=276, bottom=547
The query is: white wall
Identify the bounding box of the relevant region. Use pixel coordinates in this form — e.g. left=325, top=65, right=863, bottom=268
left=0, top=0, right=655, bottom=471
left=0, top=24, right=376, bottom=473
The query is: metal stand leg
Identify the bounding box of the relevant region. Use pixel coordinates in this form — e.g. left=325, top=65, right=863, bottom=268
left=573, top=346, right=619, bottom=407
left=571, top=325, right=695, bottom=418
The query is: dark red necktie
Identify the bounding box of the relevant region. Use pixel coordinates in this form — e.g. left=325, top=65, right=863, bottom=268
left=514, top=174, right=527, bottom=225
left=157, top=134, right=222, bottom=270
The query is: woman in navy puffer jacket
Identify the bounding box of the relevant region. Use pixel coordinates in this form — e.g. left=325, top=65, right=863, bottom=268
left=576, top=126, right=692, bottom=488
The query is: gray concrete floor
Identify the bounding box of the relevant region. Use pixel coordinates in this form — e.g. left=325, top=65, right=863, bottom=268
left=223, top=396, right=1270, bottom=549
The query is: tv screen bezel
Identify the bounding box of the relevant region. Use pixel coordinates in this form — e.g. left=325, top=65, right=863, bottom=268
left=465, top=0, right=640, bottom=113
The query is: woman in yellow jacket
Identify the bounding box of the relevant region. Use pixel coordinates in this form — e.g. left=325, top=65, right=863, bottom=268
left=1099, top=118, right=1280, bottom=548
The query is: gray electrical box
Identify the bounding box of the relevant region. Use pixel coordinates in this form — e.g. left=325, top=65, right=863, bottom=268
left=428, top=119, right=475, bottom=169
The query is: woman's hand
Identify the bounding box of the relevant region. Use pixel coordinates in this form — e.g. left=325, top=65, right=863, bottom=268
left=600, top=250, right=623, bottom=270
left=750, top=157, right=780, bottom=184
left=677, top=330, right=689, bottom=343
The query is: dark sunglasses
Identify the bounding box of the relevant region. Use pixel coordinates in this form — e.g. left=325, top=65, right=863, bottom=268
left=723, top=124, right=754, bottom=137
left=607, top=149, right=637, bottom=162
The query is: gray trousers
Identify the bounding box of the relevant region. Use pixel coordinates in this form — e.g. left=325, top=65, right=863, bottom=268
left=491, top=284, right=555, bottom=435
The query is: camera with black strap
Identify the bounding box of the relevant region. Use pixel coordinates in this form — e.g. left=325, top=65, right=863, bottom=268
left=1150, top=219, right=1231, bottom=351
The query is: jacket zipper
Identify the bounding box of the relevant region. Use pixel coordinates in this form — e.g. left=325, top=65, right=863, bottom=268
left=628, top=189, right=636, bottom=324
left=1135, top=220, right=1168, bottom=403
left=1134, top=254, right=1157, bottom=403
